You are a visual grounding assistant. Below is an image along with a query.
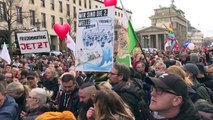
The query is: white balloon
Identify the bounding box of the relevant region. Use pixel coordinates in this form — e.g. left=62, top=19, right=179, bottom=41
left=188, top=43, right=195, bottom=50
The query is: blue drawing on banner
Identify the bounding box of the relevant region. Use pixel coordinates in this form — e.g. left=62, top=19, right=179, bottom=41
left=77, top=17, right=114, bottom=71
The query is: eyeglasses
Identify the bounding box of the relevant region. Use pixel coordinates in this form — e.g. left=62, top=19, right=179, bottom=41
left=108, top=72, right=119, bottom=76
left=27, top=77, right=35, bottom=80
left=28, top=96, right=37, bottom=100
left=151, top=86, right=177, bottom=96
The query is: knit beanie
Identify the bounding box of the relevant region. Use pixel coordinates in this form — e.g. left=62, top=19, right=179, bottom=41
left=190, top=53, right=200, bottom=63
left=36, top=111, right=76, bottom=120
left=183, top=63, right=199, bottom=76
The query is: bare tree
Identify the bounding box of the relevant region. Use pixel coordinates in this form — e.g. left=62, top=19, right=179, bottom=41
left=0, top=0, right=34, bottom=49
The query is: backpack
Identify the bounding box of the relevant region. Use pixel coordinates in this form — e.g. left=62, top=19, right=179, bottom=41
left=202, top=84, right=213, bottom=103
left=191, top=83, right=213, bottom=103
left=195, top=99, right=213, bottom=120
left=124, top=80, right=154, bottom=120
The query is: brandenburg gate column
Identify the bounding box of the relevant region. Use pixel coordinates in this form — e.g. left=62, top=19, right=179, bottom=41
left=156, top=34, right=159, bottom=49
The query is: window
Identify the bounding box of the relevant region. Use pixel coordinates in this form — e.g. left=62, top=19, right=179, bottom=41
left=16, top=7, right=23, bottom=24
left=29, top=10, right=35, bottom=25
left=59, top=1, right=63, bottom=13
left=0, top=2, right=6, bottom=21
left=41, top=0, right=45, bottom=7
left=115, top=11, right=117, bottom=16
left=79, top=0, right=81, bottom=6
left=51, top=15, right=55, bottom=28
left=60, top=17, right=63, bottom=25
left=29, top=0, right=34, bottom=4
left=74, top=21, right=76, bottom=32
left=41, top=13, right=46, bottom=28
left=73, top=6, right=76, bottom=18
left=84, top=0, right=87, bottom=8
left=95, top=5, right=98, bottom=8
left=67, top=18, right=71, bottom=24
left=50, top=0, right=54, bottom=10
left=66, top=4, right=70, bottom=16
left=73, top=0, right=76, bottom=4
left=89, top=0, right=91, bottom=9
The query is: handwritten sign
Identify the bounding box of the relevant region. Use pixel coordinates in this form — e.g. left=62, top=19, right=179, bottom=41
left=17, top=31, right=50, bottom=54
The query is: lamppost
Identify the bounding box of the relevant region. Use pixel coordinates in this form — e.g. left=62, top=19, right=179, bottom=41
left=35, top=19, right=41, bottom=31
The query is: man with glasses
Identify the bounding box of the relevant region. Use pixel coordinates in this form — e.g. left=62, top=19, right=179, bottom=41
left=146, top=73, right=201, bottom=120
left=108, top=62, right=151, bottom=120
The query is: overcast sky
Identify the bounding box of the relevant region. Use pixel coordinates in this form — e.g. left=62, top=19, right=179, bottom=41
left=117, top=0, right=213, bottom=37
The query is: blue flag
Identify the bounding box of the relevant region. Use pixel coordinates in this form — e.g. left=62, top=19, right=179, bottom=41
left=183, top=40, right=190, bottom=48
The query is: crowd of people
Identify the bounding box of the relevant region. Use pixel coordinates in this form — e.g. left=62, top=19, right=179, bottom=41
left=0, top=48, right=213, bottom=120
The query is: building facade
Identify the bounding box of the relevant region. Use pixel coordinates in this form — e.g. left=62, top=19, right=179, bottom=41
left=0, top=0, right=132, bottom=52
left=137, top=5, right=188, bottom=50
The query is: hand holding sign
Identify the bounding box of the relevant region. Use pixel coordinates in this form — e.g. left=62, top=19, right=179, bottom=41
left=104, top=0, right=117, bottom=6
left=53, top=23, right=70, bottom=41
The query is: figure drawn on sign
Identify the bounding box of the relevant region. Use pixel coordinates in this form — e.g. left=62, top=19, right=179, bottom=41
left=76, top=17, right=114, bottom=71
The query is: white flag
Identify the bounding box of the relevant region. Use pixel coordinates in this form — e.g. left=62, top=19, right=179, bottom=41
left=66, top=33, right=76, bottom=56
left=0, top=43, right=11, bottom=64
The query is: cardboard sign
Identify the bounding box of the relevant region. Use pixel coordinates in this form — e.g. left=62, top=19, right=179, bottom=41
left=17, top=31, right=50, bottom=54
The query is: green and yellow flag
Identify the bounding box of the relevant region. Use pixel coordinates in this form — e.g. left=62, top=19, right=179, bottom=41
left=116, top=9, right=138, bottom=67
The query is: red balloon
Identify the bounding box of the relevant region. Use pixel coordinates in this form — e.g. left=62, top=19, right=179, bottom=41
left=104, top=0, right=117, bottom=7
left=53, top=23, right=70, bottom=41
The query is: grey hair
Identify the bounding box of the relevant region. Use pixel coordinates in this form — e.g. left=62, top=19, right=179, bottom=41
left=47, top=67, right=59, bottom=79
left=6, top=82, right=24, bottom=94
left=31, top=88, right=53, bottom=104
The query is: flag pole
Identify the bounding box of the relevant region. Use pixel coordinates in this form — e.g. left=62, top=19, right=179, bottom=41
left=119, top=0, right=149, bottom=65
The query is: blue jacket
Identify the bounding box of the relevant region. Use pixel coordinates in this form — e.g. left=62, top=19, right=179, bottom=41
left=0, top=95, right=18, bottom=120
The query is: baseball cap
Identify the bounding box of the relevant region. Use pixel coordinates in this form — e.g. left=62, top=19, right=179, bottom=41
left=145, top=73, right=188, bottom=99
left=27, top=71, right=37, bottom=78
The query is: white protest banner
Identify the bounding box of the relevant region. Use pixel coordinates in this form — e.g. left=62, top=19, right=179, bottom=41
left=17, top=31, right=50, bottom=54
left=75, top=6, right=115, bottom=72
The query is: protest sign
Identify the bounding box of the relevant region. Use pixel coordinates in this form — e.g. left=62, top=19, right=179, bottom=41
left=75, top=6, right=115, bottom=72
left=17, top=31, right=50, bottom=54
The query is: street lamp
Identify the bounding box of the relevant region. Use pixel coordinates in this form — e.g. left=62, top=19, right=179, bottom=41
left=35, top=19, right=41, bottom=31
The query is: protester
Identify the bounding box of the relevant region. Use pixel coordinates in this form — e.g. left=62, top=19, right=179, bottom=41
left=5, top=72, right=13, bottom=84
left=55, top=74, right=80, bottom=117
left=78, top=82, right=97, bottom=120
left=36, top=111, right=76, bottom=120
left=6, top=81, right=29, bottom=119
left=20, top=88, right=53, bottom=120
left=26, top=71, right=40, bottom=89
left=17, top=69, right=28, bottom=85
left=41, top=67, right=59, bottom=100
left=108, top=62, right=151, bottom=120
left=0, top=74, right=7, bottom=87
left=87, top=88, right=135, bottom=120
left=183, top=63, right=211, bottom=102
left=0, top=83, right=18, bottom=120
left=146, top=73, right=201, bottom=120
left=165, top=65, right=193, bottom=86
left=190, top=53, right=200, bottom=63
left=152, top=61, right=167, bottom=77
